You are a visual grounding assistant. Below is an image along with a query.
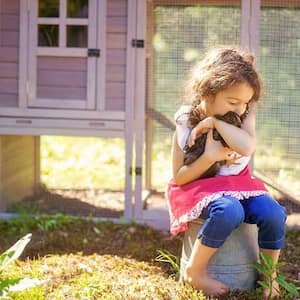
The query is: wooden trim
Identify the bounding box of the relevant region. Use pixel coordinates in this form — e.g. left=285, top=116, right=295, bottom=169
left=96, top=0, right=107, bottom=111
left=0, top=127, right=124, bottom=138
left=60, top=0, right=66, bottom=47
left=0, top=117, right=125, bottom=138
left=37, top=18, right=59, bottom=24
left=29, top=98, right=87, bottom=109
left=261, top=0, right=300, bottom=7
left=86, top=0, right=98, bottom=109
left=0, top=107, right=125, bottom=120
left=124, top=0, right=137, bottom=220
left=18, top=0, right=29, bottom=108
left=153, top=0, right=300, bottom=8
left=37, top=18, right=88, bottom=25
left=145, top=0, right=155, bottom=190
left=134, top=0, right=147, bottom=220
left=240, top=0, right=260, bottom=56
left=152, top=0, right=240, bottom=6
left=250, top=0, right=260, bottom=59
left=240, top=0, right=250, bottom=50
left=28, top=0, right=38, bottom=107
left=37, top=47, right=87, bottom=57
left=0, top=137, right=3, bottom=211
left=34, top=137, right=40, bottom=190
left=0, top=2, right=2, bottom=45
left=0, top=117, right=124, bottom=130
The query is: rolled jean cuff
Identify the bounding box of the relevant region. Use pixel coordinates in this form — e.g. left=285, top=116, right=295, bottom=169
left=258, top=236, right=285, bottom=250
left=199, top=234, right=225, bottom=248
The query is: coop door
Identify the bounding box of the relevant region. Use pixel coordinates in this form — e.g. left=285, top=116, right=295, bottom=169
left=27, top=0, right=102, bottom=110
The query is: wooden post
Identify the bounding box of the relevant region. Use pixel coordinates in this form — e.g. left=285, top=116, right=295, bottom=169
left=134, top=0, right=147, bottom=220
left=124, top=0, right=137, bottom=220
left=0, top=135, right=40, bottom=211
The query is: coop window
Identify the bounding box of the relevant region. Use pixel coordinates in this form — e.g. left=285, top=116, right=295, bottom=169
left=37, top=0, right=89, bottom=48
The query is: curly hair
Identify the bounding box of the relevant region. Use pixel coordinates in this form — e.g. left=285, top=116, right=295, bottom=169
left=182, top=46, right=262, bottom=127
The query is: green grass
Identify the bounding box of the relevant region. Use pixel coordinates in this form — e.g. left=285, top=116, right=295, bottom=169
left=41, top=136, right=125, bottom=190
left=0, top=215, right=299, bottom=299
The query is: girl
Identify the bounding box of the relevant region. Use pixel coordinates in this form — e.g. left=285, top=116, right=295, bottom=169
left=167, top=46, right=286, bottom=298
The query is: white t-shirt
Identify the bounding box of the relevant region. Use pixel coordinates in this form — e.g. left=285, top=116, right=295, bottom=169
left=175, top=107, right=250, bottom=176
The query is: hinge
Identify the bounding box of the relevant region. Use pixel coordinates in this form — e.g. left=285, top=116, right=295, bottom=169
left=129, top=166, right=142, bottom=176
left=131, top=39, right=144, bottom=48
left=88, top=48, right=100, bottom=57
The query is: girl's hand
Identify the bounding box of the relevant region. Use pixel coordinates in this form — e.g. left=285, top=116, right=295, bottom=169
left=204, top=130, right=233, bottom=163
left=188, top=117, right=214, bottom=147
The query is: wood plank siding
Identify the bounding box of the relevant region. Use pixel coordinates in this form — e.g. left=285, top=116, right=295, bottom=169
left=0, top=0, right=127, bottom=113
left=37, top=57, right=87, bottom=100
left=105, top=0, right=127, bottom=111
left=0, top=0, right=19, bottom=107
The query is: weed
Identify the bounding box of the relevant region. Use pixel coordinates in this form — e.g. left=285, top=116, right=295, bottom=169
left=0, top=234, right=34, bottom=297
left=253, top=252, right=299, bottom=299
left=155, top=249, right=180, bottom=278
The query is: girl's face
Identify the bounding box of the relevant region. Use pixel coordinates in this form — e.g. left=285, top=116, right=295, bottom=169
left=204, top=82, right=254, bottom=117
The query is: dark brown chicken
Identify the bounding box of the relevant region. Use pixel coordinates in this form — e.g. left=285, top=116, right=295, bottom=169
left=183, top=111, right=242, bottom=178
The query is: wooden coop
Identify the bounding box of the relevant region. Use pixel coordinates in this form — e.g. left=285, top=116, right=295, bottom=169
left=0, top=0, right=299, bottom=229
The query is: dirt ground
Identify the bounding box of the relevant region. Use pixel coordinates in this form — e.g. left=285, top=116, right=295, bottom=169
left=2, top=187, right=300, bottom=298
left=7, top=185, right=300, bottom=230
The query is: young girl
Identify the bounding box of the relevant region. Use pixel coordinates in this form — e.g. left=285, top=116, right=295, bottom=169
left=167, top=46, right=286, bottom=298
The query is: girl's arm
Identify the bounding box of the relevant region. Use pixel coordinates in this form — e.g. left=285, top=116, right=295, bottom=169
left=188, top=105, right=256, bottom=157
left=172, top=130, right=232, bottom=185
left=213, top=106, right=256, bottom=156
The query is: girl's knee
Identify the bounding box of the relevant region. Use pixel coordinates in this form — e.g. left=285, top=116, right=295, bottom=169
left=264, top=203, right=286, bottom=228
left=210, top=196, right=245, bottom=226
left=251, top=195, right=286, bottom=229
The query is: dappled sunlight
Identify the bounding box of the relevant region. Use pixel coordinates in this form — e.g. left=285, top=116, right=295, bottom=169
left=41, top=136, right=125, bottom=190
left=255, top=142, right=300, bottom=197
left=1, top=215, right=299, bottom=299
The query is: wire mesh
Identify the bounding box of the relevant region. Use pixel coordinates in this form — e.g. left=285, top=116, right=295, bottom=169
left=146, top=1, right=241, bottom=190
left=256, top=0, right=300, bottom=199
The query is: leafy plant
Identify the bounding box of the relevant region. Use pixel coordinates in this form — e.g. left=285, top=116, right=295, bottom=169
left=155, top=250, right=180, bottom=278
left=36, top=213, right=76, bottom=232
left=253, top=252, right=299, bottom=299
left=0, top=234, right=31, bottom=296
left=0, top=233, right=44, bottom=297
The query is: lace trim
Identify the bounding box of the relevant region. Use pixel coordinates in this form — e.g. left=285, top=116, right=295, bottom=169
left=170, top=190, right=268, bottom=230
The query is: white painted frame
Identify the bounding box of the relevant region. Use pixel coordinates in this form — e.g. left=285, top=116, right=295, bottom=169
left=240, top=0, right=261, bottom=57
left=26, top=0, right=99, bottom=110
left=18, top=1, right=30, bottom=109
left=240, top=0, right=260, bottom=171
left=134, top=0, right=147, bottom=221
left=96, top=0, right=106, bottom=111
left=124, top=0, right=137, bottom=220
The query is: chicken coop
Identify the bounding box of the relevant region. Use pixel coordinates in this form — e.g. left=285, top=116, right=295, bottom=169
left=0, top=0, right=299, bottom=229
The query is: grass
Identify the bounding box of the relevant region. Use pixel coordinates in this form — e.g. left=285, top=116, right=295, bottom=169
left=41, top=136, right=126, bottom=190
left=10, top=135, right=297, bottom=299
left=0, top=215, right=299, bottom=299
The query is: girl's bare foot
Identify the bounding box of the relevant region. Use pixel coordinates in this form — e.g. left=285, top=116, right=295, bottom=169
left=184, top=265, right=229, bottom=296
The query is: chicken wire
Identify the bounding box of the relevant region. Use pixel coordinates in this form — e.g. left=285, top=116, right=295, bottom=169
left=146, top=1, right=241, bottom=190
left=146, top=1, right=299, bottom=203
left=255, top=1, right=300, bottom=199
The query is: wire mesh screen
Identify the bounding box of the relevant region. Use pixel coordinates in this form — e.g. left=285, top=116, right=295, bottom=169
left=146, top=1, right=241, bottom=190
left=256, top=1, right=300, bottom=199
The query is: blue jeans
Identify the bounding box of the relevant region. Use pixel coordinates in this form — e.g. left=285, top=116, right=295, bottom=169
left=198, top=194, right=287, bottom=249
